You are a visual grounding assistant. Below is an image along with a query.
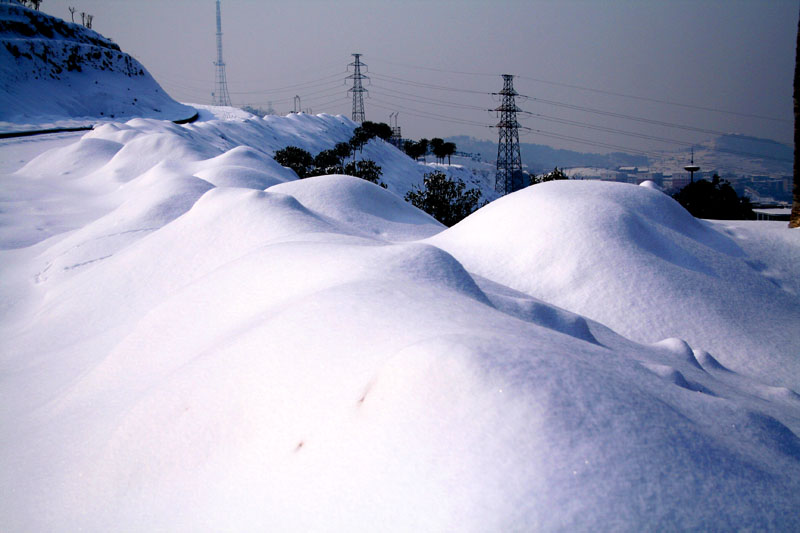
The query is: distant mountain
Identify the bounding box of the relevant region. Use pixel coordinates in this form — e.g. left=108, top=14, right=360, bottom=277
left=449, top=133, right=792, bottom=184
left=0, top=2, right=195, bottom=133
left=649, top=134, right=792, bottom=179
left=446, top=135, right=648, bottom=173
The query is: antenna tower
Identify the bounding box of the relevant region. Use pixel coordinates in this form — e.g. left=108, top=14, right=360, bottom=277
left=494, top=74, right=523, bottom=195
left=212, top=0, right=231, bottom=107
left=389, top=112, right=402, bottom=146
left=347, top=53, right=369, bottom=123
left=684, top=147, right=700, bottom=183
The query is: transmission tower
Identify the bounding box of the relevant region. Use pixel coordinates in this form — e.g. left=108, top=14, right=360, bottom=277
left=346, top=53, right=369, bottom=123
left=212, top=0, right=231, bottom=107
left=494, top=74, right=523, bottom=195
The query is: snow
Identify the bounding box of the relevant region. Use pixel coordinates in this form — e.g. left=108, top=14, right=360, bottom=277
left=429, top=180, right=800, bottom=387
left=0, top=3, right=195, bottom=133
left=1, top=109, right=799, bottom=530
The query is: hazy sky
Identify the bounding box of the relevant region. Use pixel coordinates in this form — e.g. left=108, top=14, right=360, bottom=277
left=43, top=0, right=798, bottom=154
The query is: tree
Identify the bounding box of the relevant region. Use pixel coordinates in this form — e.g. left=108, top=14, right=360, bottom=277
left=405, top=171, right=483, bottom=227
left=334, top=142, right=352, bottom=165
left=530, top=167, right=568, bottom=185
left=429, top=138, right=445, bottom=163
left=273, top=146, right=313, bottom=178
left=349, top=122, right=393, bottom=158
left=309, top=149, right=343, bottom=176
left=344, top=160, right=386, bottom=188
left=360, top=121, right=393, bottom=141
left=442, top=142, right=456, bottom=165
left=792, top=10, right=800, bottom=228
left=403, top=139, right=426, bottom=161
left=418, top=138, right=429, bottom=162
left=672, top=174, right=754, bottom=220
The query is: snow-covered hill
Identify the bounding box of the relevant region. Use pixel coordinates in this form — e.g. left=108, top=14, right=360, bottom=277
left=0, top=2, right=195, bottom=133
left=1, top=110, right=799, bottom=531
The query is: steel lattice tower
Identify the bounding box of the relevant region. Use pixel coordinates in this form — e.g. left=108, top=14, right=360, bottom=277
left=347, top=53, right=369, bottom=123
left=495, top=74, right=523, bottom=194
left=212, top=0, right=231, bottom=107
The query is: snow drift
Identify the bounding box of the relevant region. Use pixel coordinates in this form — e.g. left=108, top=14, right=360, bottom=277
left=1, top=111, right=799, bottom=531
left=429, top=180, right=800, bottom=387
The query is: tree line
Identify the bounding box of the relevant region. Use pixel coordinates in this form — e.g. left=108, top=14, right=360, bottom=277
left=402, top=137, right=456, bottom=164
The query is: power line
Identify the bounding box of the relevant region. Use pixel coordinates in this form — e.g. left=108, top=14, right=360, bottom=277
left=229, top=76, right=345, bottom=96
left=369, top=98, right=493, bottom=128
left=370, top=86, right=491, bottom=111
left=520, top=95, right=787, bottom=145
left=515, top=74, right=790, bottom=124
left=369, top=57, right=498, bottom=78
left=370, top=72, right=493, bottom=95
left=366, top=57, right=789, bottom=124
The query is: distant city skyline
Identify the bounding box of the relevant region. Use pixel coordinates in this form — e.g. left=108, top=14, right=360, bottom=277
left=43, top=0, right=798, bottom=155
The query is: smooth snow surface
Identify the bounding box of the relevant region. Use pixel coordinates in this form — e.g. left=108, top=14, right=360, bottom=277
left=1, top=112, right=799, bottom=532
left=429, top=181, right=800, bottom=386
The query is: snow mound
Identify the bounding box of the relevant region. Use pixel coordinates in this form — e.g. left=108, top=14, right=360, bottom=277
left=0, top=3, right=195, bottom=132
left=269, top=174, right=444, bottom=241
left=2, top=113, right=800, bottom=531
left=429, top=180, right=800, bottom=386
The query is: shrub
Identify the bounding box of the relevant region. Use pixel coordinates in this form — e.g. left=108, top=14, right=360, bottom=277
left=273, top=146, right=313, bottom=178
left=405, top=171, right=482, bottom=226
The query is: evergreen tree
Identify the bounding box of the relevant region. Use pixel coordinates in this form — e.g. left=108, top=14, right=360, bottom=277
left=273, top=146, right=313, bottom=179
left=309, top=149, right=344, bottom=176
left=344, top=160, right=386, bottom=188
left=530, top=167, right=568, bottom=185
left=334, top=142, right=352, bottom=165
left=672, top=174, right=754, bottom=220
left=405, top=171, right=482, bottom=227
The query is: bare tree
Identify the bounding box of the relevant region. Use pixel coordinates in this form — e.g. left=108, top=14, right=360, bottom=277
left=31, top=0, right=42, bottom=10
left=792, top=10, right=800, bottom=228
left=85, top=14, right=93, bottom=29
left=80, top=11, right=85, bottom=26
left=68, top=6, right=76, bottom=22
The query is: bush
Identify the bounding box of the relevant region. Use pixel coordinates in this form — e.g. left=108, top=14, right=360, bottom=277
left=344, top=160, right=386, bottom=188
left=672, top=174, right=754, bottom=220
left=531, top=167, right=568, bottom=185
left=405, top=171, right=482, bottom=226
left=273, top=146, right=313, bottom=178
left=309, top=149, right=343, bottom=176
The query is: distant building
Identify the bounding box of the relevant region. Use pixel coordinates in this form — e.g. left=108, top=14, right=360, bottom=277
left=753, top=208, right=791, bottom=221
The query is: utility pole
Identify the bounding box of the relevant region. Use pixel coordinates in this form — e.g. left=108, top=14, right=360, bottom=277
left=494, top=74, right=523, bottom=195
left=212, top=0, right=231, bottom=107
left=347, top=53, right=369, bottom=123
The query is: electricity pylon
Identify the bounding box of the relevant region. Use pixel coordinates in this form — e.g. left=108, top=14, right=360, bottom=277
left=212, top=0, right=231, bottom=107
left=347, top=53, right=369, bottom=123
left=495, top=74, right=523, bottom=194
